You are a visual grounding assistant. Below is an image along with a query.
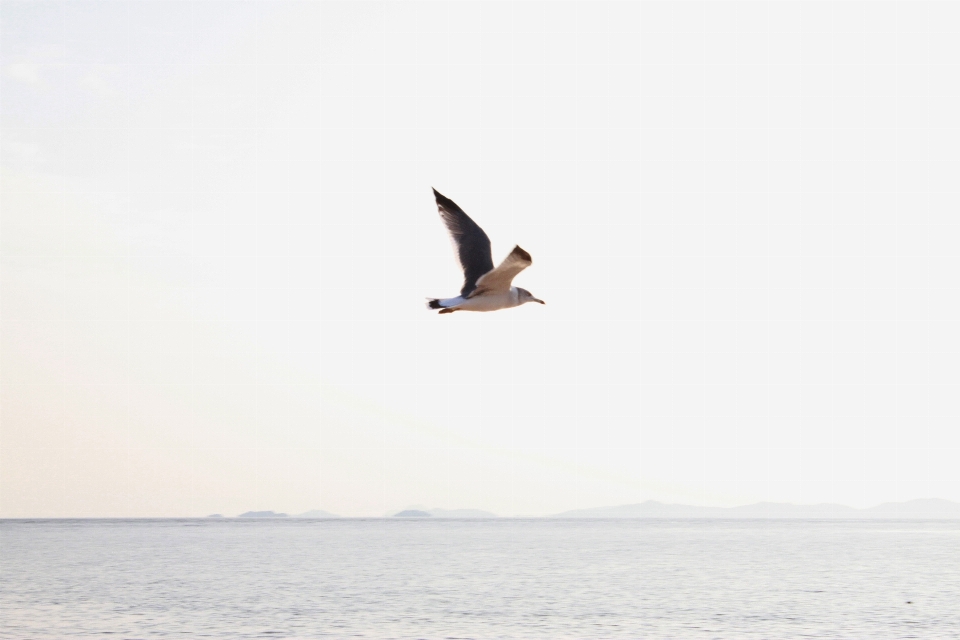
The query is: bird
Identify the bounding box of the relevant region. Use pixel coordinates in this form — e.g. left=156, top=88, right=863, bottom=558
left=427, top=188, right=544, bottom=314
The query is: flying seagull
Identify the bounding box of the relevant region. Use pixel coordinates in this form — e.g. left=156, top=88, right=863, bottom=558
left=427, top=188, right=544, bottom=314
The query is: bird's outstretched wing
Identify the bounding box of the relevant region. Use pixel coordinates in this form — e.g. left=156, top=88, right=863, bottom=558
left=470, top=245, right=532, bottom=297
left=433, top=188, right=494, bottom=297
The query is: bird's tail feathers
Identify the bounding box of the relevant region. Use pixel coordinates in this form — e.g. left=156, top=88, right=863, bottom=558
left=427, top=297, right=462, bottom=313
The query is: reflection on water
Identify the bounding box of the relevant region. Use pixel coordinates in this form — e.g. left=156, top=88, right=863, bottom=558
left=2, top=518, right=959, bottom=638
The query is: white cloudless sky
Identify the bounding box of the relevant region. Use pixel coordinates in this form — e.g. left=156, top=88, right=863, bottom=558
left=3, top=1, right=960, bottom=517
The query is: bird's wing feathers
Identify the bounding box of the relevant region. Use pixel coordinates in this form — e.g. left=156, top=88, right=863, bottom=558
left=433, top=188, right=494, bottom=297
left=470, top=245, right=532, bottom=296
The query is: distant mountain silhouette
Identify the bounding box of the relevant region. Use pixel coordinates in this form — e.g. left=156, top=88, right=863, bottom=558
left=237, top=510, right=288, bottom=518
left=294, top=510, right=340, bottom=519
left=862, top=498, right=960, bottom=518
left=388, top=506, right=498, bottom=518
left=553, top=499, right=960, bottom=519
left=206, top=514, right=224, bottom=518
left=394, top=509, right=432, bottom=518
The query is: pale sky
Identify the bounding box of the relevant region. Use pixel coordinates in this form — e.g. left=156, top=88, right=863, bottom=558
left=2, top=1, right=960, bottom=517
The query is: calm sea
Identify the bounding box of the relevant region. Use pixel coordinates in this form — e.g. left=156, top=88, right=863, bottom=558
left=2, top=518, right=958, bottom=638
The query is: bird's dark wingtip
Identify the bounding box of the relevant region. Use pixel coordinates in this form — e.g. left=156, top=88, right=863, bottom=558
left=432, top=188, right=461, bottom=213
left=513, top=245, right=532, bottom=262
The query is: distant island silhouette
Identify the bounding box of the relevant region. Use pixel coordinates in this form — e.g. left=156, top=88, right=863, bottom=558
left=552, top=498, right=960, bottom=519
left=388, top=506, right=498, bottom=518
left=217, top=499, right=960, bottom=520
left=234, top=510, right=340, bottom=518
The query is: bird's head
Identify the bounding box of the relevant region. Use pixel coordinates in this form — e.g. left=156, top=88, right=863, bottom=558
left=517, top=288, right=545, bottom=305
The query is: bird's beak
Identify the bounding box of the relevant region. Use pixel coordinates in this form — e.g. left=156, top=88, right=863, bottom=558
left=534, top=298, right=545, bottom=304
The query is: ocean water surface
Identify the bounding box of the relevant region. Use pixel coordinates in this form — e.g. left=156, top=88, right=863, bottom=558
left=2, top=518, right=958, bottom=638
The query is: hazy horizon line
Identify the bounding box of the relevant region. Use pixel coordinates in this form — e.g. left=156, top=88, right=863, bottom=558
left=5, top=497, right=960, bottom=520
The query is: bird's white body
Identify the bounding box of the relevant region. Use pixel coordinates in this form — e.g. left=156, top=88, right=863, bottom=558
left=427, top=189, right=543, bottom=314
left=434, top=288, right=520, bottom=313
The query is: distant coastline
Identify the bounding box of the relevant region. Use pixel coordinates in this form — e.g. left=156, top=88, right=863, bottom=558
left=551, top=498, right=960, bottom=519
left=207, top=498, right=960, bottom=520
left=7, top=499, right=957, bottom=520
left=230, top=510, right=340, bottom=519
